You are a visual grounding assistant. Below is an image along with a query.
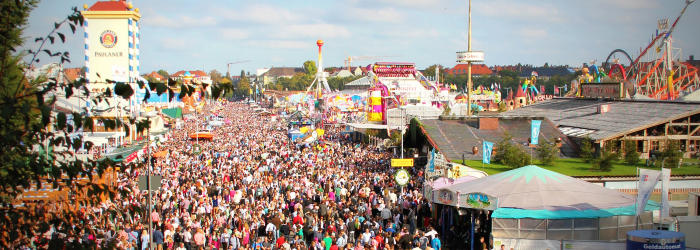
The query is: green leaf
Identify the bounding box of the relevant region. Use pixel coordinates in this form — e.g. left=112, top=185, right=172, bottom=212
left=48, top=35, right=55, bottom=44
left=72, top=112, right=83, bottom=129
left=168, top=88, right=175, bottom=101
left=35, top=37, right=43, bottom=43
left=56, top=112, right=67, bottom=130
left=72, top=137, right=82, bottom=151
left=114, top=82, right=134, bottom=99
left=69, top=23, right=76, bottom=33
left=65, top=86, right=73, bottom=98
left=155, top=82, right=167, bottom=95
left=57, top=32, right=65, bottom=43
left=143, top=89, right=150, bottom=102
left=54, top=22, right=60, bottom=29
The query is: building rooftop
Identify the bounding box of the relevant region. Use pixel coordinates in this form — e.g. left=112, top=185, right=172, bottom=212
left=420, top=117, right=575, bottom=161
left=87, top=0, right=130, bottom=11
left=501, top=98, right=700, bottom=141
left=446, top=64, right=493, bottom=75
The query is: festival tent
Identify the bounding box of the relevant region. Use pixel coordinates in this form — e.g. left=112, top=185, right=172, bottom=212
left=189, top=131, right=213, bottom=140
left=435, top=165, right=658, bottom=241
left=288, top=129, right=303, bottom=141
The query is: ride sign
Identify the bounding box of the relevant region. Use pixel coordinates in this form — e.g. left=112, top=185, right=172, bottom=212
left=395, top=169, right=410, bottom=186
left=456, top=51, right=485, bottom=63
left=391, top=158, right=414, bottom=167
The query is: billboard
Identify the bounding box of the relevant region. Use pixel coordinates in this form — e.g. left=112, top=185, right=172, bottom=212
left=456, top=51, right=485, bottom=62
left=580, top=82, right=625, bottom=99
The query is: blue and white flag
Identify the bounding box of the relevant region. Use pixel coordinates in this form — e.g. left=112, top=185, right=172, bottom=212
left=482, top=141, right=494, bottom=164
left=637, top=168, right=661, bottom=215
left=661, top=168, right=671, bottom=217
left=428, top=148, right=435, bottom=172
left=530, top=120, right=542, bottom=145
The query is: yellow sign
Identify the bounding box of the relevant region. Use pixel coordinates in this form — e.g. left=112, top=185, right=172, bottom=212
left=391, top=158, right=414, bottom=167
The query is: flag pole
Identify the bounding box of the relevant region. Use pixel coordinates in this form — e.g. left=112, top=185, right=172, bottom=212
left=635, top=167, right=639, bottom=230
left=660, top=166, right=665, bottom=230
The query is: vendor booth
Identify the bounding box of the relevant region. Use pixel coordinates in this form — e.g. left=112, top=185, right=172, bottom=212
left=432, top=165, right=658, bottom=248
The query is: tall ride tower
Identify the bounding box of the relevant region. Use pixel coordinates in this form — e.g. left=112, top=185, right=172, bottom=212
left=82, top=0, right=141, bottom=86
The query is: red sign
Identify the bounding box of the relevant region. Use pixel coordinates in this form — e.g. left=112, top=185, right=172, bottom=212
left=580, top=83, right=624, bottom=99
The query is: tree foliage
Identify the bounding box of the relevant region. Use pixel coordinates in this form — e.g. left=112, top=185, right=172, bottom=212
left=494, top=133, right=531, bottom=168
left=535, top=139, right=559, bottom=166
left=303, top=60, right=317, bottom=76
left=594, top=143, right=618, bottom=172
left=156, top=69, right=169, bottom=79
left=0, top=4, right=231, bottom=245
left=236, top=70, right=251, bottom=96
left=579, top=137, right=594, bottom=163
left=661, top=140, right=682, bottom=168
left=623, top=140, right=640, bottom=166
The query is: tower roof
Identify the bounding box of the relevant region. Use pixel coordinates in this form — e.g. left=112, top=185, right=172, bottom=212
left=87, top=1, right=130, bottom=11
left=515, top=86, right=526, bottom=98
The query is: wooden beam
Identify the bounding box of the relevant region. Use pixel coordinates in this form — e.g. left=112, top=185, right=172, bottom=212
left=669, top=123, right=700, bottom=126
left=624, top=135, right=700, bottom=140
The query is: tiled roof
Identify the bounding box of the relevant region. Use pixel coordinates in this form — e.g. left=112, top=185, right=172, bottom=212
left=263, top=67, right=304, bottom=77
left=420, top=118, right=574, bottom=161
left=501, top=98, right=700, bottom=141
left=172, top=70, right=208, bottom=77
left=87, top=1, right=130, bottom=11
left=145, top=71, right=164, bottom=80
left=446, top=64, right=492, bottom=75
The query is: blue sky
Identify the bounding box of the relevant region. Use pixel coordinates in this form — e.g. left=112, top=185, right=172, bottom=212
left=23, top=0, right=700, bottom=75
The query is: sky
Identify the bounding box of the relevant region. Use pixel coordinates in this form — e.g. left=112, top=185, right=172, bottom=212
left=22, top=0, right=700, bottom=75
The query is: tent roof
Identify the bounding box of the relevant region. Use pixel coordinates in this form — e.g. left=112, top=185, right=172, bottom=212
left=440, top=165, right=656, bottom=218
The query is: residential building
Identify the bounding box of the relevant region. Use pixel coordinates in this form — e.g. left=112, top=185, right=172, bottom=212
left=260, top=67, right=305, bottom=85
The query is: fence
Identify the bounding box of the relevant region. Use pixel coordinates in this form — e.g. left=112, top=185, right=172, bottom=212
left=494, top=238, right=626, bottom=250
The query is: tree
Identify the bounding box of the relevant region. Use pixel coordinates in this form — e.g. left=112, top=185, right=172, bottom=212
left=623, top=140, right=640, bottom=166
left=494, top=133, right=531, bottom=168
left=157, top=69, right=170, bottom=80
left=536, top=139, right=559, bottom=166
left=0, top=4, right=230, bottom=246
left=579, top=137, right=594, bottom=163
left=304, top=60, right=317, bottom=76
left=236, top=70, right=251, bottom=96
left=594, top=143, right=618, bottom=171
left=661, top=140, right=683, bottom=168
left=422, top=64, right=445, bottom=78
left=209, top=69, right=223, bottom=83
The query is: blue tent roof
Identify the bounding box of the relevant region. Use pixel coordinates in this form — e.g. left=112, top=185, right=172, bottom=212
left=440, top=165, right=658, bottom=219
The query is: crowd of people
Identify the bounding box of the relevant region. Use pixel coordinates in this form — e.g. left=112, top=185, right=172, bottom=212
left=3, top=100, right=447, bottom=250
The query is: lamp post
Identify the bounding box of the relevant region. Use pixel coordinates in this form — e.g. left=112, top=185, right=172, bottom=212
left=141, top=111, right=156, bottom=250
left=466, top=0, right=473, bottom=117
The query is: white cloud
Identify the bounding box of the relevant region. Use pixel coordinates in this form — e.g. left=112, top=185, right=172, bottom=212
left=219, top=4, right=303, bottom=24
left=343, top=7, right=404, bottom=23
left=593, top=0, right=658, bottom=9
left=220, top=28, right=249, bottom=40
left=146, top=15, right=217, bottom=28
left=518, top=28, right=548, bottom=40
left=251, top=40, right=311, bottom=49
left=477, top=1, right=563, bottom=23
left=270, top=23, right=351, bottom=39
left=161, top=38, right=187, bottom=50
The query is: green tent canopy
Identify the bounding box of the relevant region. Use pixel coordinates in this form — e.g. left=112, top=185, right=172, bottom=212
left=161, top=107, right=182, bottom=119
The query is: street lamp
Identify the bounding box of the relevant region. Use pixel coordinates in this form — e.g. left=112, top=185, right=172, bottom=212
left=140, top=111, right=156, bottom=250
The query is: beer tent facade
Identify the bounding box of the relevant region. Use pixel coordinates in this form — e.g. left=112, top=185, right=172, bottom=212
left=436, top=165, right=658, bottom=241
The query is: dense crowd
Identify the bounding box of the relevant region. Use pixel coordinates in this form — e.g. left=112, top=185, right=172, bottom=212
left=3, top=101, right=444, bottom=250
